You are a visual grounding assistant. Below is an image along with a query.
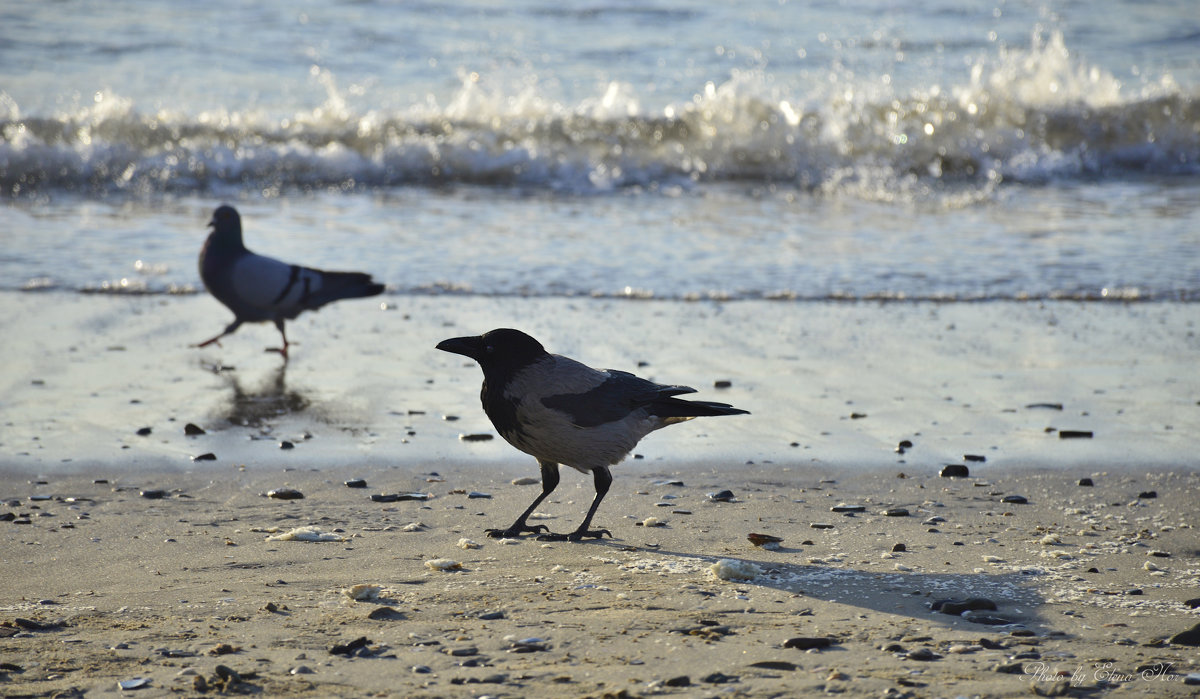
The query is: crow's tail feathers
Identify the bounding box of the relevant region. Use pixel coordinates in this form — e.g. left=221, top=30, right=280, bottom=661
left=649, top=397, right=749, bottom=419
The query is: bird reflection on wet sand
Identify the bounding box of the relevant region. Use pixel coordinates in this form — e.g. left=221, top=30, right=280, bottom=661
left=205, top=361, right=310, bottom=428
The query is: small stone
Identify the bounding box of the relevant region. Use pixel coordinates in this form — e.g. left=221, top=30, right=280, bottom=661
left=140, top=489, right=168, bottom=499
left=707, top=489, right=735, bottom=502
left=892, top=543, right=906, bottom=552
left=963, top=612, right=1016, bottom=625
left=289, top=665, right=314, bottom=675
left=411, top=665, right=432, bottom=674
left=906, top=648, right=940, bottom=661
left=192, top=452, right=217, bottom=462
left=963, top=454, right=986, bottom=462
left=883, top=508, right=910, bottom=517
left=714, top=380, right=733, bottom=389
left=748, top=533, right=783, bottom=547
left=444, top=646, right=478, bottom=657
left=1026, top=402, right=1064, bottom=410
left=371, top=492, right=429, bottom=502
left=849, top=412, right=867, bottom=419
left=366, top=607, right=406, bottom=621
left=1184, top=598, right=1200, bottom=609
left=749, top=660, right=797, bottom=671
left=994, top=662, right=1025, bottom=674
left=279, top=441, right=294, bottom=450
left=1059, top=430, right=1093, bottom=439
left=940, top=464, right=970, bottom=478
left=701, top=671, right=737, bottom=684
left=783, top=636, right=833, bottom=650
left=184, top=423, right=206, bottom=436
left=267, top=488, right=304, bottom=500
left=1169, top=622, right=1200, bottom=646
left=830, top=504, right=866, bottom=512
left=344, top=479, right=367, bottom=488
left=467, top=492, right=492, bottom=499
left=1000, top=495, right=1028, bottom=504
left=664, top=676, right=691, bottom=687
left=329, top=637, right=371, bottom=656
left=135, top=427, right=152, bottom=436
left=1078, top=478, right=1094, bottom=486
left=810, top=522, right=834, bottom=529
left=1138, top=491, right=1158, bottom=499
left=459, top=433, right=493, bottom=442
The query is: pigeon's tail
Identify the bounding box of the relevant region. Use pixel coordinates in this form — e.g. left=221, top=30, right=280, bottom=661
left=310, top=270, right=385, bottom=307
left=648, top=397, right=750, bottom=420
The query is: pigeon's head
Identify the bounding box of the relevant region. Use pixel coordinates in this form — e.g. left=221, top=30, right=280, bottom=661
left=207, top=205, right=243, bottom=243
left=437, top=328, right=547, bottom=374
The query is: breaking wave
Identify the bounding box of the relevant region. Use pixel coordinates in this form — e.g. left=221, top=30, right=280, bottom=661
left=2, top=32, right=1196, bottom=202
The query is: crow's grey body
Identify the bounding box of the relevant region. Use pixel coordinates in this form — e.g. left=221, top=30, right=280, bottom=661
left=436, top=328, right=748, bottom=541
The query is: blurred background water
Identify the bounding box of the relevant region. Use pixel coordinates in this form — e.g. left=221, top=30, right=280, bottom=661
left=2, top=0, right=1198, bottom=301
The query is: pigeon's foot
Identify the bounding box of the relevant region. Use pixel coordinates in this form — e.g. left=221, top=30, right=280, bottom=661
left=194, top=338, right=223, bottom=349
left=485, top=524, right=550, bottom=539
left=537, top=528, right=612, bottom=542
left=264, top=346, right=289, bottom=360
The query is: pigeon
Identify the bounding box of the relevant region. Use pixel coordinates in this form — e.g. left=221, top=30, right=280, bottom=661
left=436, top=328, right=749, bottom=541
left=195, top=205, right=385, bottom=359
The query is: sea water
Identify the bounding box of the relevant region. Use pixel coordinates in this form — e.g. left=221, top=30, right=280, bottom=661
left=1, top=0, right=1198, bottom=302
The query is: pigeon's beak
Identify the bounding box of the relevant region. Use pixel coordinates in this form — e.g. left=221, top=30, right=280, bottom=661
left=436, top=335, right=485, bottom=361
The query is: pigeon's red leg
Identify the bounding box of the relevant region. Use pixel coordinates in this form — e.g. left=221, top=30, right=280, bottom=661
left=194, top=320, right=241, bottom=350
left=265, top=320, right=289, bottom=359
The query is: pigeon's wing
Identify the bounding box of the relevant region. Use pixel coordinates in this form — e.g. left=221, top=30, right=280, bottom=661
left=540, top=367, right=697, bottom=428
left=227, top=252, right=312, bottom=314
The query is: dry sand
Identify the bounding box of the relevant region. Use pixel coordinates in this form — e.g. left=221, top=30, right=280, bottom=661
left=2, top=293, right=1199, bottom=697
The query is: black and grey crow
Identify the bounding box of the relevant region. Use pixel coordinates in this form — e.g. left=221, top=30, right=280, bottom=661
left=436, top=328, right=749, bottom=541
left=196, top=205, right=385, bottom=359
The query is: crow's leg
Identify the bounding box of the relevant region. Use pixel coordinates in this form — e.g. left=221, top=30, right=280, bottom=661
left=194, top=319, right=242, bottom=349
left=538, top=466, right=612, bottom=542
left=486, top=460, right=559, bottom=538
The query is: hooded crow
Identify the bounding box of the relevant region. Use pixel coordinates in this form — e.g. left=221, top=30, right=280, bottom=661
left=436, top=328, right=749, bottom=541
left=196, top=205, right=385, bottom=359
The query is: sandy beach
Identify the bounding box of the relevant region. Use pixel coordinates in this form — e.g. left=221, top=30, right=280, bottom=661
left=2, top=294, right=1199, bottom=697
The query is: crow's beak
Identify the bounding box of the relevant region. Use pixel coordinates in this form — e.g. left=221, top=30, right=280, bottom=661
left=436, top=335, right=485, bottom=361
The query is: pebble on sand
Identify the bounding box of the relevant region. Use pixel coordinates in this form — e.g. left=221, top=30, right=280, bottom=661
left=342, top=584, right=382, bottom=602
left=748, top=533, right=783, bottom=547
left=709, top=559, right=762, bottom=581
left=266, top=526, right=342, bottom=542
left=783, top=636, right=834, bottom=650
left=267, top=488, right=304, bottom=500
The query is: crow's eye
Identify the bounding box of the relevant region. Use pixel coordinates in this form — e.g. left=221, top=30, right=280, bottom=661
left=485, top=344, right=494, bottom=353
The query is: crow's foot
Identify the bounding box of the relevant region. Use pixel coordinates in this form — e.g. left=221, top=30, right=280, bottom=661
left=485, top=524, right=550, bottom=539
left=537, top=528, right=611, bottom=542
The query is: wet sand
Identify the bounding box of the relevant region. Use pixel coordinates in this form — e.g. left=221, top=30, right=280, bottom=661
left=2, top=293, right=1199, bottom=696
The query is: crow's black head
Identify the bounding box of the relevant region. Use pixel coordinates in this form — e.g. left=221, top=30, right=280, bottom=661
left=436, top=328, right=548, bottom=377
